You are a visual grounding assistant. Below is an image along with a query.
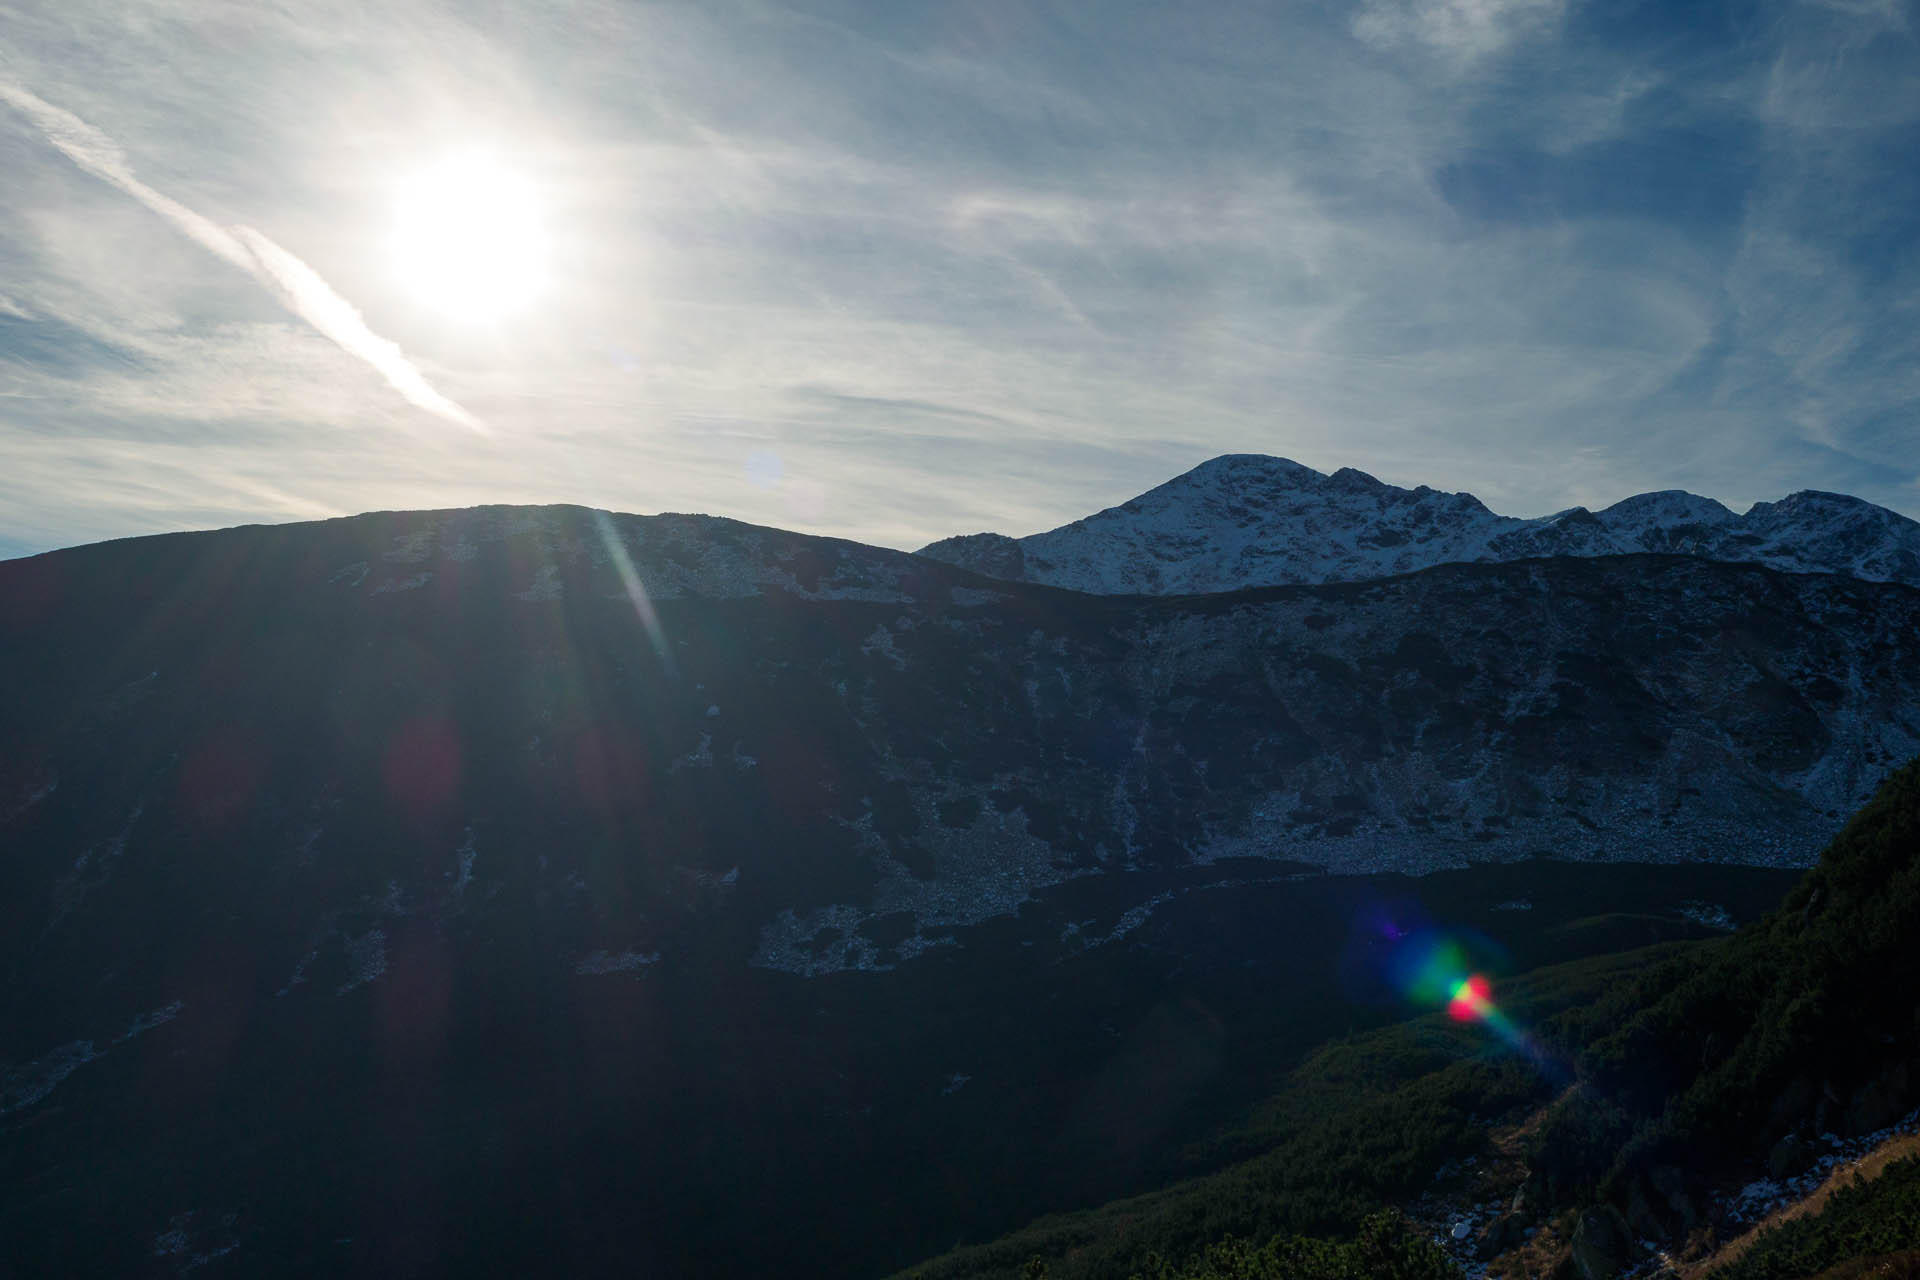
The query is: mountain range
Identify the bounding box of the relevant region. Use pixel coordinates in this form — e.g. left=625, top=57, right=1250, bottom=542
left=4, top=461, right=1919, bottom=1276
left=918, top=454, right=1920, bottom=595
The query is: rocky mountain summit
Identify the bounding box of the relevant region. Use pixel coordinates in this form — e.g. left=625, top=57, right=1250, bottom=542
left=917, top=454, right=1920, bottom=594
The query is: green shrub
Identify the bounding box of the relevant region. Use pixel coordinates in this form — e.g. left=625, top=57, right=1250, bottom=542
left=1710, top=1156, right=1920, bottom=1280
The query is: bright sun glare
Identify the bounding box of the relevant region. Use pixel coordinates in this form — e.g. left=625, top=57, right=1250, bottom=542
left=390, top=151, right=549, bottom=323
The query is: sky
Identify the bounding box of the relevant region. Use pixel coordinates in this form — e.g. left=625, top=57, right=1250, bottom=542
left=2, top=0, right=1918, bottom=561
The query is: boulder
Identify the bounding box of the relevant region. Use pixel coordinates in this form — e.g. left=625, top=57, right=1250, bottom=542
left=1570, top=1205, right=1640, bottom=1280
left=1648, top=1165, right=1700, bottom=1237
left=1481, top=1211, right=1530, bottom=1259
left=1511, top=1174, right=1541, bottom=1219
left=1622, top=1180, right=1668, bottom=1245
left=1767, top=1131, right=1816, bottom=1180
left=1845, top=1061, right=1911, bottom=1135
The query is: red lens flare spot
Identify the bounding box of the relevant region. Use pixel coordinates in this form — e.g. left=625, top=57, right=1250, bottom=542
left=1447, top=973, right=1493, bottom=1022
left=178, top=730, right=264, bottom=830
left=383, top=717, right=463, bottom=824
left=572, top=727, right=650, bottom=818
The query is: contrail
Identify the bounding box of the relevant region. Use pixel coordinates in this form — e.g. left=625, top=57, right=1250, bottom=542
left=0, top=81, right=483, bottom=433
left=233, top=228, right=479, bottom=431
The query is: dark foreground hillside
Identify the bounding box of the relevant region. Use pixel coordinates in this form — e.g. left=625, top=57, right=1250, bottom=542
left=900, top=758, right=1920, bottom=1280
left=1526, top=755, right=1920, bottom=1251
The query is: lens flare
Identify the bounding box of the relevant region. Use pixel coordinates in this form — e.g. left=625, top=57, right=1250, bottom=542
left=591, top=509, right=674, bottom=677
left=1382, top=924, right=1535, bottom=1057
left=1447, top=974, right=1492, bottom=1022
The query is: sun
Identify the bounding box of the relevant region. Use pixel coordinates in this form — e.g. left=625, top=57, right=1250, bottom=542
left=390, top=150, right=549, bottom=323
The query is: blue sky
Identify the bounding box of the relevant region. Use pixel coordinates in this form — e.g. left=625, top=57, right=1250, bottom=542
left=2, top=0, right=1917, bottom=560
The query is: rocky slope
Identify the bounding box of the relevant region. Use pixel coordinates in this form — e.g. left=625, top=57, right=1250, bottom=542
left=4, top=505, right=1919, bottom=1275
left=917, top=455, right=1920, bottom=594
left=4, top=505, right=1918, bottom=982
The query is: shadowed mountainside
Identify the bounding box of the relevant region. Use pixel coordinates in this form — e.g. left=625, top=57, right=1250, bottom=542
left=2, top=504, right=1918, bottom=1275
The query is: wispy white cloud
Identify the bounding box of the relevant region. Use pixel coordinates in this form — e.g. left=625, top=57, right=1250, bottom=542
left=0, top=79, right=480, bottom=432
left=1353, top=0, right=1567, bottom=64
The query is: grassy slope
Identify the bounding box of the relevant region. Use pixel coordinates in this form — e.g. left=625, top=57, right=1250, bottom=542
left=1711, top=1157, right=1920, bottom=1280
left=896, top=947, right=1674, bottom=1279
left=1528, top=759, right=1920, bottom=1212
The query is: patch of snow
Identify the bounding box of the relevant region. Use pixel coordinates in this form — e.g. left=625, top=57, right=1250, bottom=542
left=3, top=774, right=57, bottom=823
left=117, top=1000, right=184, bottom=1043
left=275, top=950, right=315, bottom=998
left=382, top=530, right=436, bottom=563
left=47, top=801, right=145, bottom=931
left=292, top=824, right=323, bottom=867
left=152, top=1211, right=240, bottom=1275
left=453, top=829, right=476, bottom=895
left=752, top=904, right=884, bottom=976
left=575, top=948, right=660, bottom=975
left=1079, top=892, right=1175, bottom=948
left=1, top=1039, right=99, bottom=1114
left=328, top=561, right=369, bottom=587
left=941, top=1072, right=972, bottom=1096
left=1679, top=900, right=1736, bottom=930
left=860, top=624, right=908, bottom=670
left=1721, top=1107, right=1920, bottom=1226
left=514, top=565, right=564, bottom=601
left=681, top=864, right=741, bottom=894
left=335, top=929, right=388, bottom=995
left=371, top=572, right=431, bottom=595
left=669, top=733, right=714, bottom=773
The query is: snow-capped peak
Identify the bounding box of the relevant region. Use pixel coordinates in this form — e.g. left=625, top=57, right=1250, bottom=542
left=916, top=456, right=1920, bottom=595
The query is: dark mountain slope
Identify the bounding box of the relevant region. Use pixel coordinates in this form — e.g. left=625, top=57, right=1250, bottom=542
left=6, top=505, right=1919, bottom=982
left=2, top=505, right=1918, bottom=1275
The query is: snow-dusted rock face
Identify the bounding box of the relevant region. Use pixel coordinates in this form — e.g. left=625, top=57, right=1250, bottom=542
left=918, top=455, right=1920, bottom=593
left=7, top=509, right=1919, bottom=987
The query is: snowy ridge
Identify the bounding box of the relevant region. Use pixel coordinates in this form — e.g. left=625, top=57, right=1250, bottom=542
left=918, top=455, right=1920, bottom=594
